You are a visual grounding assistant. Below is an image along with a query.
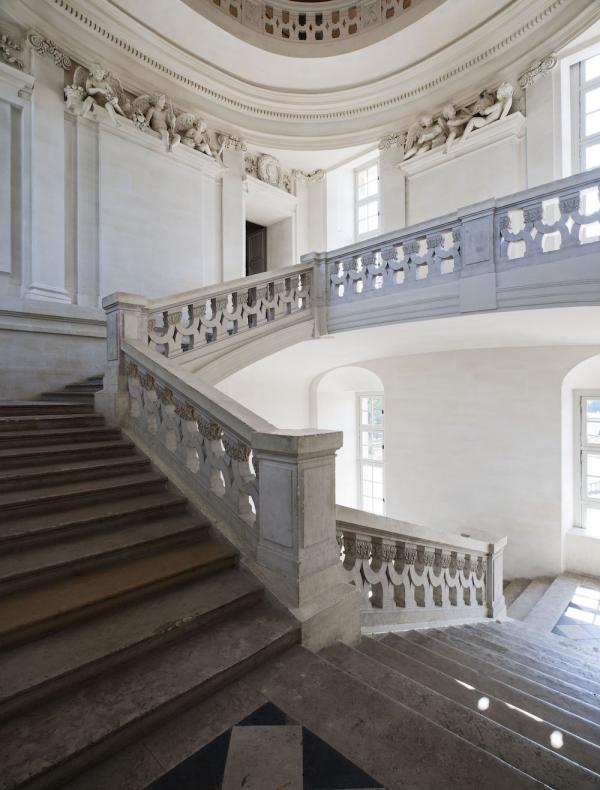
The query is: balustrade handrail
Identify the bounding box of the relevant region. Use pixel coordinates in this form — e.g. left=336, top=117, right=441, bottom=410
left=336, top=505, right=506, bottom=556
left=149, top=262, right=313, bottom=313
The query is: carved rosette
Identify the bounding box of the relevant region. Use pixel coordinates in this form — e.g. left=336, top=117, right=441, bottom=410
left=198, top=416, right=223, bottom=441
left=404, top=545, right=417, bottom=564
left=559, top=195, right=581, bottom=215
left=373, top=542, right=397, bottom=562
left=440, top=551, right=451, bottom=569
left=403, top=241, right=420, bottom=257
left=523, top=205, right=543, bottom=224
left=175, top=400, right=196, bottom=421
left=27, top=32, right=71, bottom=69
left=426, top=235, right=443, bottom=251
left=423, top=549, right=435, bottom=566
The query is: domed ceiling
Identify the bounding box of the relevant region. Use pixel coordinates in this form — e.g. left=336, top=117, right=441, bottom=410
left=5, top=0, right=600, bottom=148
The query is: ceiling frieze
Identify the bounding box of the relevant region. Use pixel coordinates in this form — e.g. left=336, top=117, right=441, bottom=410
left=3, top=0, right=600, bottom=147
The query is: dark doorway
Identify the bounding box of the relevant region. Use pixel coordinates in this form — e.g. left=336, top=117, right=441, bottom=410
left=246, top=221, right=267, bottom=277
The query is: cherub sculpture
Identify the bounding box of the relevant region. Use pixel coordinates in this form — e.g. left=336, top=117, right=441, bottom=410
left=174, top=113, right=216, bottom=159
left=65, top=64, right=129, bottom=126
left=441, top=103, right=473, bottom=151
left=462, top=82, right=514, bottom=139
left=403, top=114, right=447, bottom=161
left=131, top=93, right=180, bottom=151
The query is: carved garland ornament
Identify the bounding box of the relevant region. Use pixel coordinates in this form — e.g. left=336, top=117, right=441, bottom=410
left=27, top=31, right=71, bottom=69
left=0, top=31, right=23, bottom=71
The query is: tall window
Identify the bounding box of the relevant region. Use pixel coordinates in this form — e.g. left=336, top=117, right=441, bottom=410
left=355, top=161, right=379, bottom=238
left=576, top=53, right=600, bottom=171
left=358, top=394, right=384, bottom=514
left=576, top=394, right=600, bottom=533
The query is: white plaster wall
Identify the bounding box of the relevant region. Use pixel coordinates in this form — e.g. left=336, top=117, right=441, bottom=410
left=267, top=217, right=295, bottom=270
left=98, top=131, right=217, bottom=299
left=326, top=163, right=355, bottom=249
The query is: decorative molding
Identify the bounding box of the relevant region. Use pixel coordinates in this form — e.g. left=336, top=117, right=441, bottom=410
left=217, top=133, right=247, bottom=152
left=293, top=169, right=326, bottom=184
left=0, top=31, right=23, bottom=71
left=518, top=52, right=558, bottom=89
left=44, top=0, right=582, bottom=127
left=245, top=152, right=292, bottom=193
left=379, top=131, right=406, bottom=150
left=26, top=31, right=71, bottom=69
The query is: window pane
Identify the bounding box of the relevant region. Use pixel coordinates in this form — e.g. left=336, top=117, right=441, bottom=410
left=361, top=430, right=383, bottom=460
left=585, top=143, right=600, bottom=170
left=586, top=87, right=600, bottom=114
left=585, top=54, right=600, bottom=82
left=586, top=454, right=600, bottom=498
left=586, top=109, right=600, bottom=137
left=585, top=506, right=600, bottom=532
left=586, top=399, right=600, bottom=444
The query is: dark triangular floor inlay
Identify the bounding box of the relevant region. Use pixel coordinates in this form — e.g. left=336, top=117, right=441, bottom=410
left=145, top=702, right=383, bottom=790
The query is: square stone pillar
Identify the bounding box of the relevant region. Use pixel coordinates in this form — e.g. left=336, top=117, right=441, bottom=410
left=252, top=430, right=361, bottom=650
left=486, top=536, right=507, bottom=618
left=95, top=292, right=148, bottom=425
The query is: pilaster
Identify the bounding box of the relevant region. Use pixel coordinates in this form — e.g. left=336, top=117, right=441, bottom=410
left=221, top=142, right=246, bottom=281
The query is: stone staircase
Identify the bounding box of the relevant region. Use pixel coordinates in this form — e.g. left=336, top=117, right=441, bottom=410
left=0, top=383, right=299, bottom=790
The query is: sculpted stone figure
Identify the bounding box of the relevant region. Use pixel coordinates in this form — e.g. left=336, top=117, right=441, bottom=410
left=132, top=93, right=180, bottom=151
left=441, top=103, right=473, bottom=151
left=403, top=114, right=447, bottom=161
left=462, top=82, right=514, bottom=139
left=66, top=64, right=129, bottom=126
left=175, top=113, right=217, bottom=159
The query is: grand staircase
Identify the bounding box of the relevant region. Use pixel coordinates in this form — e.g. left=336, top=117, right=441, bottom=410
left=2, top=382, right=600, bottom=789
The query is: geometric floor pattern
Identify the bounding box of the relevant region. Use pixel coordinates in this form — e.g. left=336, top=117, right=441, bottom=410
left=552, top=584, right=600, bottom=642
left=144, top=702, right=384, bottom=790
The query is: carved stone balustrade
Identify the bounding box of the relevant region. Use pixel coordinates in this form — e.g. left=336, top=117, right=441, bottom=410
left=302, top=167, right=600, bottom=335
left=145, top=264, right=312, bottom=361
left=336, top=505, right=506, bottom=631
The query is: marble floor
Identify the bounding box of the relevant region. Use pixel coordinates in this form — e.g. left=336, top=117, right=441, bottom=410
left=144, top=702, right=383, bottom=790
left=552, top=582, right=600, bottom=642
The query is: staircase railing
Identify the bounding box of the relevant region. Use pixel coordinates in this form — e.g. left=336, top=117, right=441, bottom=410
left=337, top=506, right=507, bottom=630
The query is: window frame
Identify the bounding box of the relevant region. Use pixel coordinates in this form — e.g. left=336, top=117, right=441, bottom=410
left=577, top=57, right=600, bottom=172
left=356, top=391, right=385, bottom=515
left=354, top=159, right=380, bottom=240
left=574, top=390, right=600, bottom=531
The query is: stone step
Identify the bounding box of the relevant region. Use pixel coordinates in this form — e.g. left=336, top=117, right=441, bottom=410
left=355, top=636, right=600, bottom=776
left=508, top=577, right=554, bottom=620
left=0, top=425, right=121, bottom=449
left=0, top=401, right=94, bottom=415
left=0, top=413, right=105, bottom=432
left=222, top=724, right=303, bottom=790
left=0, top=602, right=297, bottom=790
left=0, top=438, right=136, bottom=468
left=0, top=470, right=168, bottom=519
left=41, top=390, right=96, bottom=402
left=0, top=568, right=263, bottom=718
left=243, top=645, right=540, bottom=790
left=436, top=626, right=600, bottom=700
left=0, top=512, right=209, bottom=595
left=397, top=630, right=600, bottom=727
left=505, top=619, right=600, bottom=661
left=462, top=623, right=600, bottom=686
left=0, top=454, right=149, bottom=491
left=503, top=578, right=531, bottom=609
left=322, top=641, right=600, bottom=788
left=0, top=491, right=189, bottom=549
left=0, top=540, right=238, bottom=649
left=63, top=383, right=103, bottom=393
left=381, top=633, right=600, bottom=747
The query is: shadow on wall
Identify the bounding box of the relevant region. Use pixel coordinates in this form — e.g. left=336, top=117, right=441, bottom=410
left=562, top=352, right=600, bottom=576
left=311, top=365, right=383, bottom=510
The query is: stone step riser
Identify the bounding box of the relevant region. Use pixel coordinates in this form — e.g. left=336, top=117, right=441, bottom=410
left=461, top=625, right=600, bottom=686
left=401, top=632, right=600, bottom=727
left=434, top=629, right=600, bottom=701
left=506, top=621, right=600, bottom=662
left=1, top=586, right=264, bottom=721
left=382, top=633, right=600, bottom=747
left=323, top=642, right=600, bottom=789
left=357, top=638, right=600, bottom=776
left=18, top=629, right=297, bottom=790
left=0, top=554, right=238, bottom=652
left=0, top=524, right=209, bottom=597
left=0, top=417, right=104, bottom=432
left=0, top=429, right=122, bottom=449
left=0, top=477, right=168, bottom=522
left=41, top=393, right=95, bottom=403
left=0, top=458, right=149, bottom=492
left=63, top=385, right=103, bottom=393
left=0, top=497, right=189, bottom=551
left=432, top=630, right=600, bottom=704
left=0, top=404, right=93, bottom=416
left=0, top=442, right=136, bottom=469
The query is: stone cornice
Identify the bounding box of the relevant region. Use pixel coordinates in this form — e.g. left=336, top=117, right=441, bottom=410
left=4, top=0, right=600, bottom=146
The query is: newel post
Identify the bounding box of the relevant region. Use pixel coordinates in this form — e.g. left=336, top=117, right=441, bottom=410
left=302, top=251, right=328, bottom=338
left=486, top=536, right=507, bottom=618
left=252, top=429, right=361, bottom=650
left=95, top=292, right=149, bottom=426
